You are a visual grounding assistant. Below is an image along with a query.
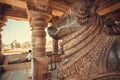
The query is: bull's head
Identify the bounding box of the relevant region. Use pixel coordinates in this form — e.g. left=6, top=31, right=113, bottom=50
left=47, top=0, right=98, bottom=40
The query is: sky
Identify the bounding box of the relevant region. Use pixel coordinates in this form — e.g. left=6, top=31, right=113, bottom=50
left=1, top=19, right=32, bottom=44
left=1, top=19, right=52, bottom=45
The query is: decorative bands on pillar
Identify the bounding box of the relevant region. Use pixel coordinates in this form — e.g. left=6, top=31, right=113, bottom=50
left=27, top=3, right=50, bottom=56
left=29, top=10, right=49, bottom=57
left=31, top=20, right=48, bottom=28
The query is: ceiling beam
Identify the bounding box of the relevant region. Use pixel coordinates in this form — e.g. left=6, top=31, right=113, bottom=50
left=4, top=8, right=27, bottom=20
left=49, top=1, right=69, bottom=12
left=0, top=0, right=120, bottom=20
left=0, top=0, right=68, bottom=12
left=97, top=2, right=120, bottom=15
left=0, top=0, right=68, bottom=13
left=0, top=0, right=27, bottom=9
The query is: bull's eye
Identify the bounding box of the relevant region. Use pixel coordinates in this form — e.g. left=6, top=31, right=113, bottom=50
left=81, top=6, right=86, bottom=11
left=86, top=6, right=90, bottom=13
left=87, top=6, right=90, bottom=10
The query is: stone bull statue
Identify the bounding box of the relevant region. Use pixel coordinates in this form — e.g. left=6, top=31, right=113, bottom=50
left=48, top=0, right=120, bottom=80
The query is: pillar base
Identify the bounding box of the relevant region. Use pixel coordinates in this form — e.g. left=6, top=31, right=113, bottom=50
left=34, top=56, right=49, bottom=80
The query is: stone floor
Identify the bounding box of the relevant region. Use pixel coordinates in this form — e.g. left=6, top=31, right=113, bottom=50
left=0, top=68, right=31, bottom=80
left=0, top=56, right=59, bottom=80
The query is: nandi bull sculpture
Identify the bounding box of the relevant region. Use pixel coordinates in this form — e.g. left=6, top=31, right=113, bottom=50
left=48, top=0, right=120, bottom=80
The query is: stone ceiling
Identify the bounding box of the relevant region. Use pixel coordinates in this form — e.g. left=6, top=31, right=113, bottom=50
left=0, top=0, right=119, bottom=22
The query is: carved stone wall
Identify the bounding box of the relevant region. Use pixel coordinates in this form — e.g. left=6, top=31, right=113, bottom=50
left=57, top=15, right=117, bottom=80
left=47, top=0, right=120, bottom=80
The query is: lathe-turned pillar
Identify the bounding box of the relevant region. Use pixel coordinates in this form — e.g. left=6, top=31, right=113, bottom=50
left=26, top=1, right=50, bottom=80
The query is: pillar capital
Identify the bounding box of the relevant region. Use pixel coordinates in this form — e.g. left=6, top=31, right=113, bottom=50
left=26, top=2, right=51, bottom=28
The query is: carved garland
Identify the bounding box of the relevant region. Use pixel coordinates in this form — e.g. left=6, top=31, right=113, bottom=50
left=58, top=31, right=113, bottom=79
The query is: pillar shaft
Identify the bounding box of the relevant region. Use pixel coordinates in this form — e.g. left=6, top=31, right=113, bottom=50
left=32, top=21, right=47, bottom=57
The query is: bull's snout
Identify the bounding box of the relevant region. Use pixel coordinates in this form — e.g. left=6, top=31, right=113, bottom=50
left=47, top=26, right=61, bottom=40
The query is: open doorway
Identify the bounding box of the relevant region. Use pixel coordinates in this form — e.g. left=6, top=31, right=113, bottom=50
left=1, top=19, right=32, bottom=55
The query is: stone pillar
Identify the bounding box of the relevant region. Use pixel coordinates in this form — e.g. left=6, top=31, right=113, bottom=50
left=51, top=39, right=58, bottom=70
left=53, top=39, right=58, bottom=54
left=0, top=14, right=7, bottom=64
left=26, top=2, right=50, bottom=80
left=0, top=27, right=3, bottom=53
left=0, top=15, right=7, bottom=53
